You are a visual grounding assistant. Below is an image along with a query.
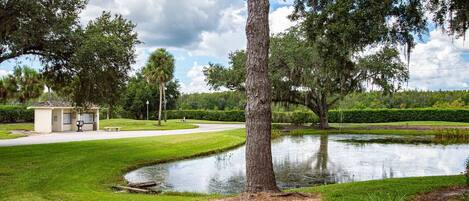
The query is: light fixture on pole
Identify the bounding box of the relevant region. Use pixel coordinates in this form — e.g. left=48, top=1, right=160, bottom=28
left=146, top=100, right=149, bottom=120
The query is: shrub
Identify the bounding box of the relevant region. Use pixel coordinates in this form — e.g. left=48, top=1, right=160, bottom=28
left=167, top=110, right=318, bottom=124
left=167, top=108, right=469, bottom=124
left=329, top=108, right=469, bottom=123
left=0, top=105, right=34, bottom=123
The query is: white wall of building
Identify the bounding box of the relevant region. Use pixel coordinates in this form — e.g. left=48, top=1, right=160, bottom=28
left=34, top=109, right=52, bottom=133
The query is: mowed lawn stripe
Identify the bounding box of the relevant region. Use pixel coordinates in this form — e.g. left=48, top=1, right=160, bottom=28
left=0, top=129, right=246, bottom=201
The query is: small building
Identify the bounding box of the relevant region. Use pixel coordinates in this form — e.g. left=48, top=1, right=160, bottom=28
left=28, top=101, right=99, bottom=133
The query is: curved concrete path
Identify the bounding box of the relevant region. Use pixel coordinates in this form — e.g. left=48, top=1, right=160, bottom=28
left=0, top=124, right=244, bottom=147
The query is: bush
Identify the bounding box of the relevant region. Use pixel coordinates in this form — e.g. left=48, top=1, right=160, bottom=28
left=167, top=108, right=469, bottom=124
left=167, top=110, right=318, bottom=124
left=0, top=105, right=34, bottom=123
left=328, top=108, right=469, bottom=123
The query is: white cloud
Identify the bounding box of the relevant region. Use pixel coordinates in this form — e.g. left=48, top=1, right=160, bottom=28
left=270, top=6, right=297, bottom=34
left=189, top=5, right=247, bottom=58
left=190, top=5, right=297, bottom=58
left=406, top=29, right=469, bottom=90
left=180, top=62, right=212, bottom=93
left=81, top=0, right=242, bottom=48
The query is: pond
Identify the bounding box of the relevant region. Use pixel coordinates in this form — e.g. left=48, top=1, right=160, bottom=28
left=124, top=135, right=469, bottom=194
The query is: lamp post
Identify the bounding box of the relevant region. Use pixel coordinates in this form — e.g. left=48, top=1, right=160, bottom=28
left=146, top=100, right=149, bottom=120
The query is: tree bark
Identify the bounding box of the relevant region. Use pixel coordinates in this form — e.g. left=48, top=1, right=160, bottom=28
left=157, top=83, right=162, bottom=126
left=318, top=101, right=329, bottom=129
left=245, top=0, right=279, bottom=193
left=163, top=82, right=167, bottom=122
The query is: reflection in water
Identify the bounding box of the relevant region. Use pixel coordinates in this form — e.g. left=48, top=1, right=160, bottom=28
left=125, top=135, right=469, bottom=194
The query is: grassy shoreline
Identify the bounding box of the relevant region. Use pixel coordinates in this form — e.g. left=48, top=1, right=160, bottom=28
left=1, top=121, right=468, bottom=200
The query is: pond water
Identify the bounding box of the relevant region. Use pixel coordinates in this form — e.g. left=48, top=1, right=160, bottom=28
left=124, top=135, right=469, bottom=194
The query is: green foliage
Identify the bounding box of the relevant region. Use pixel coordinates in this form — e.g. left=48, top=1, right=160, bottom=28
left=143, top=48, right=175, bottom=85
left=0, top=105, right=33, bottom=123
left=204, top=29, right=408, bottom=128
left=428, top=0, right=469, bottom=38
left=43, top=12, right=140, bottom=107
left=167, top=109, right=469, bottom=124
left=1, top=66, right=44, bottom=103
left=167, top=110, right=246, bottom=122
left=329, top=108, right=469, bottom=123
left=177, top=91, right=245, bottom=110
left=337, top=90, right=469, bottom=109
left=204, top=51, right=246, bottom=91
left=0, top=0, right=87, bottom=63
left=143, top=48, right=175, bottom=124
left=167, top=110, right=318, bottom=124
left=120, top=71, right=180, bottom=119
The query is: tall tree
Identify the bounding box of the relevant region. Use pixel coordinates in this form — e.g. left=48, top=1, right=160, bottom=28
left=244, top=0, right=279, bottom=193
left=122, top=71, right=180, bottom=120
left=0, top=0, right=86, bottom=63
left=143, top=48, right=175, bottom=126
left=42, top=12, right=139, bottom=108
left=205, top=30, right=408, bottom=129
left=3, top=66, right=44, bottom=103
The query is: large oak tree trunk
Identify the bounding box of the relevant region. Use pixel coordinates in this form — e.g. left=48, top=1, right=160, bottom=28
left=317, top=95, right=330, bottom=129
left=318, top=107, right=329, bottom=129
left=157, top=83, right=162, bottom=126
left=245, top=0, right=279, bottom=193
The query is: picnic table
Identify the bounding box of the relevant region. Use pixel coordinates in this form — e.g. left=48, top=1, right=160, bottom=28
left=103, top=127, right=121, bottom=132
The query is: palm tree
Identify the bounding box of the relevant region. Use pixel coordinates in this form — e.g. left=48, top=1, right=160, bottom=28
left=3, top=66, right=44, bottom=103
left=143, top=48, right=175, bottom=126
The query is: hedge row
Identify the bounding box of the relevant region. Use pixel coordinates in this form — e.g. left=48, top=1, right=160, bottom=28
left=167, top=110, right=318, bottom=124
left=329, top=108, right=469, bottom=123
left=0, top=105, right=34, bottom=123
left=168, top=108, right=469, bottom=123
left=2, top=107, right=469, bottom=123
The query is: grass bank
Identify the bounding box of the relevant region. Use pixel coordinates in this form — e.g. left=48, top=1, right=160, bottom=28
left=296, top=175, right=466, bottom=201
left=330, top=121, right=469, bottom=127
left=290, top=128, right=438, bottom=135
left=0, top=129, right=246, bottom=201
left=0, top=127, right=466, bottom=201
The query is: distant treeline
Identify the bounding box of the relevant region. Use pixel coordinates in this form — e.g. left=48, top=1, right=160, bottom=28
left=177, top=91, right=246, bottom=110
left=338, top=90, right=469, bottom=109
left=177, top=90, right=469, bottom=111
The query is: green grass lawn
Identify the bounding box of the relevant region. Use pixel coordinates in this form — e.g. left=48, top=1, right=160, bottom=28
left=289, top=121, right=469, bottom=136
left=296, top=175, right=466, bottom=201
left=330, top=121, right=469, bottom=127
left=0, top=123, right=32, bottom=139
left=100, top=118, right=198, bottom=131
left=0, top=129, right=246, bottom=201
left=290, top=128, right=439, bottom=135
left=0, top=127, right=466, bottom=201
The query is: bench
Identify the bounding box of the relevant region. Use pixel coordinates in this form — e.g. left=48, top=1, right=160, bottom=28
left=103, top=127, right=121, bottom=132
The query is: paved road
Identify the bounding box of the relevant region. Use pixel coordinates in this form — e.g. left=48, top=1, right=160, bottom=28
left=0, top=124, right=244, bottom=147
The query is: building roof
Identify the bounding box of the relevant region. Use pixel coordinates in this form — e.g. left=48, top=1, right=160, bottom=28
left=29, top=101, right=99, bottom=109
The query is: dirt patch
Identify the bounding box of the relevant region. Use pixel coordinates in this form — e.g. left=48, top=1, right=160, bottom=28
left=413, top=186, right=469, bottom=201
left=212, top=192, right=320, bottom=201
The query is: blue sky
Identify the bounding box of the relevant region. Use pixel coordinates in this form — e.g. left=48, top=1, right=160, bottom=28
left=1, top=0, right=468, bottom=92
